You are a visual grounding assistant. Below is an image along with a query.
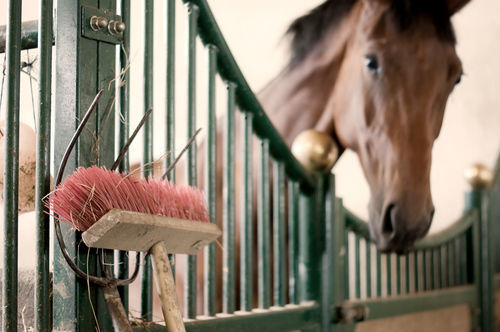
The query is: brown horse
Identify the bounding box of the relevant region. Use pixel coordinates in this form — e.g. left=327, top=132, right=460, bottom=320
left=259, top=0, right=470, bottom=253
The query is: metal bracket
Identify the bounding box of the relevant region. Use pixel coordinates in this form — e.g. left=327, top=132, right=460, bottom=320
left=335, top=304, right=367, bottom=323
left=81, top=5, right=123, bottom=44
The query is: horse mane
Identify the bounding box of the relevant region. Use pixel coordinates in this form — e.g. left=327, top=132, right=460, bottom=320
left=287, top=0, right=456, bottom=68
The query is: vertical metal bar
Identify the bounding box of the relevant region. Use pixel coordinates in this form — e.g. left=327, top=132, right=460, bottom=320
left=165, top=0, right=177, bottom=281
left=321, top=174, right=335, bottom=332
left=366, top=241, right=372, bottom=298
left=344, top=230, right=350, bottom=299
left=273, top=161, right=286, bottom=306
left=423, top=250, right=428, bottom=290
left=386, top=254, right=392, bottom=296
left=376, top=251, right=382, bottom=297
left=414, top=251, right=419, bottom=292
left=466, top=188, right=494, bottom=331
left=118, top=0, right=131, bottom=312
left=454, top=237, right=460, bottom=286
left=165, top=0, right=176, bottom=182
left=405, top=254, right=410, bottom=294
left=2, top=0, right=21, bottom=330
left=461, top=233, right=468, bottom=284
left=288, top=180, right=299, bottom=305
left=332, top=198, right=347, bottom=304
left=223, top=82, right=236, bottom=314
left=355, top=235, right=361, bottom=299
left=141, top=0, right=154, bottom=321
left=430, top=249, right=435, bottom=290
left=240, top=111, right=253, bottom=311
left=258, top=139, right=270, bottom=308
left=438, top=247, right=443, bottom=288
left=204, top=44, right=217, bottom=316
left=35, top=0, right=53, bottom=330
left=185, top=3, right=199, bottom=319
left=447, top=242, right=452, bottom=287
left=298, top=179, right=323, bottom=303
left=396, top=256, right=401, bottom=294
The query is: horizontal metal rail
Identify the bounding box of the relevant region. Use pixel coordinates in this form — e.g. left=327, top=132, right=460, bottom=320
left=181, top=0, right=316, bottom=192
left=132, top=303, right=320, bottom=332
left=0, top=20, right=54, bottom=53
left=343, top=285, right=477, bottom=322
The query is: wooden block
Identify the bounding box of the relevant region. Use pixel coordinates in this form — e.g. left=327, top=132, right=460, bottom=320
left=82, top=209, right=221, bottom=254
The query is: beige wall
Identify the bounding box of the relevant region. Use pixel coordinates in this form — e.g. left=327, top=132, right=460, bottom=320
left=0, top=0, right=498, bottom=262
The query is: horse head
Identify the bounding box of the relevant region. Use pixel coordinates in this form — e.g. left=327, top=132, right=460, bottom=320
left=329, top=0, right=470, bottom=252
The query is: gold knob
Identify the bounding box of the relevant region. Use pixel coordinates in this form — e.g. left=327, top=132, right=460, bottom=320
left=291, top=130, right=338, bottom=172
left=464, top=163, right=493, bottom=189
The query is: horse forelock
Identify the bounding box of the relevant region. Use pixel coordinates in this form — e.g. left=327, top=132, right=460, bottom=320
left=287, top=0, right=456, bottom=69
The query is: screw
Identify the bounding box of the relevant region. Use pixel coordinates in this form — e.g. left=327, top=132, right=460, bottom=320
left=108, top=20, right=126, bottom=35
left=90, top=16, right=108, bottom=31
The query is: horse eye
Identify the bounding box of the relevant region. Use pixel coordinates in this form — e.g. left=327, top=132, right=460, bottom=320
left=365, top=55, right=381, bottom=74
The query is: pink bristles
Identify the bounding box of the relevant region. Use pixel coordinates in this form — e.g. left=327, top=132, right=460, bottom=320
left=46, top=165, right=210, bottom=231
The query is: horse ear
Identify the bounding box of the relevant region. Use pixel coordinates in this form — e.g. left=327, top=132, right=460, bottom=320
left=446, top=0, right=471, bottom=15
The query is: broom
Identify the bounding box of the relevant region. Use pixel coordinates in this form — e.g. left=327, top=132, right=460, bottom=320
left=46, top=90, right=219, bottom=331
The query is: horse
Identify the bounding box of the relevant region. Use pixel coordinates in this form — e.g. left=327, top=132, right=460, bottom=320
left=258, top=0, right=470, bottom=253
left=172, top=0, right=473, bottom=315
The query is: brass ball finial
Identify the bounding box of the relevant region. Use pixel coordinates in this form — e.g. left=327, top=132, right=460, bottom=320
left=464, top=163, right=493, bottom=189
left=291, top=130, right=338, bottom=172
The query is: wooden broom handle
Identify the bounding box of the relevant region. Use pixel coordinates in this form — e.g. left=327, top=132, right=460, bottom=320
left=151, top=241, right=186, bottom=332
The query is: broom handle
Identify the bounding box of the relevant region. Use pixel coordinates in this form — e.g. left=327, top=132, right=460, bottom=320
left=151, top=241, right=186, bottom=332
left=101, top=284, right=132, bottom=332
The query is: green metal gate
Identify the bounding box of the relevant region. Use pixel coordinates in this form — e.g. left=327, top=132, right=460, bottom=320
left=0, top=0, right=498, bottom=331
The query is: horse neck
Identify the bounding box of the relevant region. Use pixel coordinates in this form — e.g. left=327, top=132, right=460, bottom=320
left=257, top=10, right=356, bottom=147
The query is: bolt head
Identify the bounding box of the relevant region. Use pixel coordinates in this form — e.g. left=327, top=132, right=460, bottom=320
left=464, top=163, right=493, bottom=189
left=291, top=130, right=338, bottom=172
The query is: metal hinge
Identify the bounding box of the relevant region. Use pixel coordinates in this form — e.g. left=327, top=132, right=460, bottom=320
left=335, top=303, right=367, bottom=323
left=81, top=5, right=124, bottom=44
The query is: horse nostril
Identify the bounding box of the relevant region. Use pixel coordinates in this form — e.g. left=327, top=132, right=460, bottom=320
left=382, top=203, right=395, bottom=236
left=430, top=208, right=435, bottom=222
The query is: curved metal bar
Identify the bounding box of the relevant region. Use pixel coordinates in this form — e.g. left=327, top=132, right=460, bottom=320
left=344, top=209, right=371, bottom=240
left=53, top=89, right=109, bottom=287
left=116, top=253, right=141, bottom=286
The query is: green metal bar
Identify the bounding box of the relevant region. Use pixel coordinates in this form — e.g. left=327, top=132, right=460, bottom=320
left=430, top=249, right=435, bottom=290
left=396, top=256, right=401, bottom=294
left=345, top=230, right=350, bottom=299
left=376, top=251, right=381, bottom=297
left=181, top=0, right=315, bottom=191
left=386, top=254, right=392, bottom=296
left=438, top=247, right=443, bottom=288
left=223, top=82, right=236, bottom=314
left=35, top=0, right=52, bottom=330
left=141, top=0, right=154, bottom=321
left=165, top=0, right=176, bottom=277
left=186, top=2, right=199, bottom=319
left=258, top=139, right=271, bottom=309
left=165, top=0, right=176, bottom=182
left=204, top=44, right=217, bottom=316
left=355, top=235, right=361, bottom=298
left=466, top=189, right=494, bottom=331
left=118, top=0, right=131, bottom=312
left=2, top=0, right=21, bottom=330
left=414, top=251, right=419, bottom=292
left=405, top=254, right=410, bottom=293
left=347, top=285, right=477, bottom=322
left=332, top=197, right=347, bottom=305
left=366, top=240, right=372, bottom=298
left=0, top=20, right=45, bottom=53
left=241, top=111, right=253, bottom=311
left=423, top=250, right=428, bottom=290
left=298, top=177, right=324, bottom=303
left=273, top=161, right=286, bottom=306
left=288, top=180, right=299, bottom=305
left=454, top=237, right=460, bottom=286
left=321, top=174, right=335, bottom=332
left=447, top=241, right=453, bottom=287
